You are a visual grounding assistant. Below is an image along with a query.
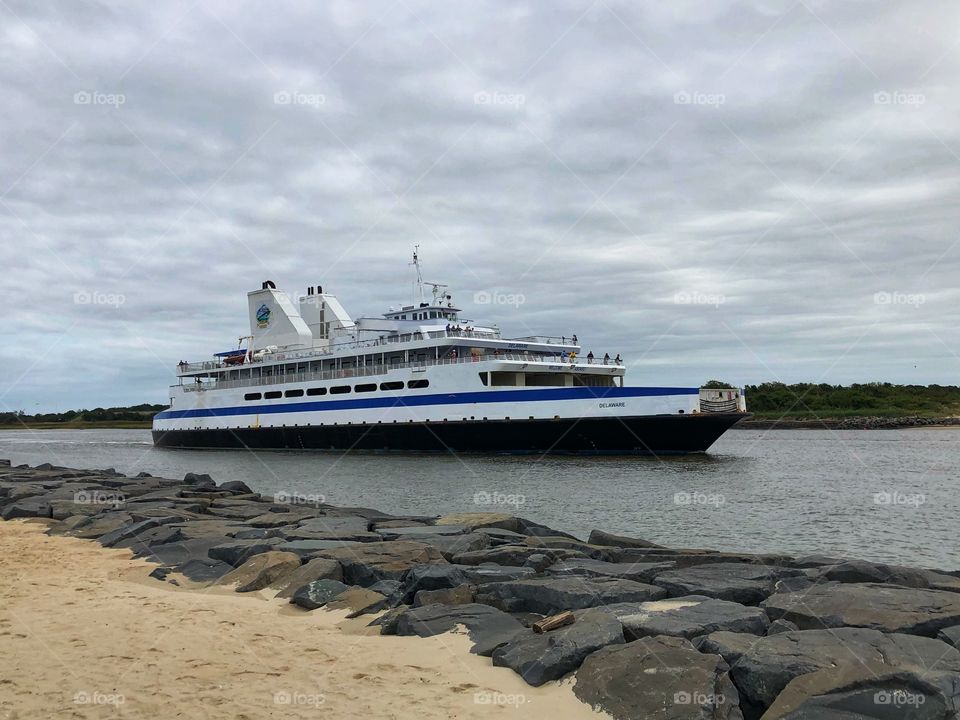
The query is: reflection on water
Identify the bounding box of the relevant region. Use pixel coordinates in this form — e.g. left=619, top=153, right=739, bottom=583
left=1, top=427, right=958, bottom=569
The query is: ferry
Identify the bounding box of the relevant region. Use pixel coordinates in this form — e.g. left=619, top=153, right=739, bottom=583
left=152, top=252, right=748, bottom=454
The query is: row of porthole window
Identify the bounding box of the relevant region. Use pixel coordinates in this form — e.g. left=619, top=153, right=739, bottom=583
left=244, top=379, right=429, bottom=401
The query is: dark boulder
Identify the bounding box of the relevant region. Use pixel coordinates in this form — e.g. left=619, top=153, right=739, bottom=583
left=218, top=551, right=302, bottom=592
left=453, top=544, right=585, bottom=567
left=401, top=563, right=534, bottom=603
left=98, top=516, right=179, bottom=548
left=703, top=627, right=960, bottom=714
left=587, top=528, right=664, bottom=549
left=938, top=625, right=960, bottom=649
left=474, top=576, right=666, bottom=615
left=312, top=541, right=447, bottom=586
left=176, top=557, right=235, bottom=582
left=574, top=635, right=742, bottom=720
left=1, top=498, right=52, bottom=520
left=324, top=587, right=390, bottom=617
left=546, top=557, right=675, bottom=583
left=207, top=538, right=284, bottom=567
left=375, top=524, right=468, bottom=540
left=182, top=472, right=215, bottom=487
left=763, top=662, right=960, bottom=720
left=766, top=619, right=799, bottom=635
left=414, top=585, right=474, bottom=607
left=613, top=595, right=769, bottom=640
left=761, top=582, right=960, bottom=636
left=291, top=579, right=351, bottom=610
left=218, top=480, right=253, bottom=495
left=653, top=563, right=804, bottom=604
left=274, top=558, right=343, bottom=599
left=412, top=532, right=490, bottom=560
left=274, top=539, right=362, bottom=559
left=391, top=603, right=525, bottom=656
left=492, top=608, right=625, bottom=686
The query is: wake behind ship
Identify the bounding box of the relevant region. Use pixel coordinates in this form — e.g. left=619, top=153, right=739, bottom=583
left=152, top=254, right=747, bottom=454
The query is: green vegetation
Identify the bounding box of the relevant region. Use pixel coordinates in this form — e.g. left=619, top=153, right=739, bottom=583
left=0, top=404, right=165, bottom=430
left=744, top=383, right=960, bottom=419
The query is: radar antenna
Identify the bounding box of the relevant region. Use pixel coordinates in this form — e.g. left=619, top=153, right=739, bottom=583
left=410, top=245, right=424, bottom=304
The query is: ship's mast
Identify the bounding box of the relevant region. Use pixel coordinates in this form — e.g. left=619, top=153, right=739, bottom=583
left=411, top=245, right=424, bottom=304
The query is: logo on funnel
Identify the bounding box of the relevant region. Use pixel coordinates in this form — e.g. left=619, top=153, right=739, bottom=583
left=256, top=303, right=271, bottom=328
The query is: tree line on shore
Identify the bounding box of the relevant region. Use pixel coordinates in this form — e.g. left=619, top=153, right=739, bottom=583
left=0, top=403, right=166, bottom=426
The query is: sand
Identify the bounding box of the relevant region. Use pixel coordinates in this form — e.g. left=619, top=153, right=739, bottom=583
left=0, top=521, right=605, bottom=720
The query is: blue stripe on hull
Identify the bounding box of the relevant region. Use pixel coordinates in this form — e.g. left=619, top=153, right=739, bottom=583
left=154, top=385, right=699, bottom=421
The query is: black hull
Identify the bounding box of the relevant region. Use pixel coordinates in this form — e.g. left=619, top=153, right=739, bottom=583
left=152, top=413, right=747, bottom=455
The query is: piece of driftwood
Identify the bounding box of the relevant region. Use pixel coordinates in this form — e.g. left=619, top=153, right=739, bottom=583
left=532, top=610, right=575, bottom=634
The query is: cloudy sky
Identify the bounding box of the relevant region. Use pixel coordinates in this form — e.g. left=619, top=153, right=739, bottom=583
left=2, top=0, right=958, bottom=412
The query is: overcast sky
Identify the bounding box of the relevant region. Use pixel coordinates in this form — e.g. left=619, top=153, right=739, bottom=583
left=2, top=0, right=958, bottom=412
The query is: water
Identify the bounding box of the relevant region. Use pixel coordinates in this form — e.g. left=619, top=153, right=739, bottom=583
left=1, top=427, right=958, bottom=569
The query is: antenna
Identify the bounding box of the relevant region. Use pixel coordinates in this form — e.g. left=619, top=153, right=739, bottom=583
left=410, top=245, right=424, bottom=304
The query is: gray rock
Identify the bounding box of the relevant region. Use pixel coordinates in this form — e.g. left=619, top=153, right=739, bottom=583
left=453, top=544, right=585, bottom=567
left=546, top=557, right=676, bottom=583
left=392, top=603, right=525, bottom=656
left=375, top=524, right=468, bottom=540
left=401, top=563, right=533, bottom=602
left=587, top=528, right=664, bottom=549
left=523, top=536, right=612, bottom=560
left=218, top=551, right=302, bottom=592
left=207, top=538, right=284, bottom=567
left=176, top=557, right=235, bottom=582
left=1, top=498, right=52, bottom=520
left=653, top=563, right=804, bottom=604
left=614, top=595, right=769, bottom=640
left=274, top=558, right=344, bottom=599
left=182, top=472, right=215, bottom=487
left=766, top=619, right=799, bottom=635
left=763, top=662, right=960, bottom=720
left=414, top=585, right=474, bottom=607
left=111, top=524, right=183, bottom=550
left=574, top=635, right=742, bottom=720
left=492, top=608, right=625, bottom=686
left=275, top=539, right=361, bottom=559
left=98, top=516, right=179, bottom=548
left=523, top=553, right=553, bottom=572
left=312, top=541, right=447, bottom=586
left=324, top=587, right=390, bottom=617
left=938, top=624, right=960, bottom=649
left=409, top=532, right=490, bottom=560
left=761, top=583, right=960, bottom=636
left=811, top=558, right=935, bottom=588
left=367, top=579, right=404, bottom=605
left=297, top=516, right=370, bottom=534
left=291, top=579, right=351, bottom=610
left=704, top=627, right=960, bottom=714
left=218, top=480, right=253, bottom=495
left=474, top=576, right=666, bottom=615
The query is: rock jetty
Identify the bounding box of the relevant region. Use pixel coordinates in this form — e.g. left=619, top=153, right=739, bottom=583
left=3, top=460, right=960, bottom=719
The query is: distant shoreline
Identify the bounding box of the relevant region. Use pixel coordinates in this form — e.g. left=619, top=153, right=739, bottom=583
left=736, top=416, right=960, bottom=430
left=0, top=421, right=152, bottom=431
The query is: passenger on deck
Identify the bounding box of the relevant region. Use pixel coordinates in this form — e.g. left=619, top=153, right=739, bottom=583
left=572, top=334, right=578, bottom=344
left=615, top=353, right=622, bottom=364
left=603, top=352, right=610, bottom=364
left=587, top=351, right=594, bottom=364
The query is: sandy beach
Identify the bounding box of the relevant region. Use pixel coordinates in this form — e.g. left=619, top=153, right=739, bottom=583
left=0, top=520, right=603, bottom=720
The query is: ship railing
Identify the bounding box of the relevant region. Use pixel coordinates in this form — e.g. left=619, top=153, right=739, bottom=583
left=177, top=352, right=623, bottom=392
left=176, top=328, right=507, bottom=374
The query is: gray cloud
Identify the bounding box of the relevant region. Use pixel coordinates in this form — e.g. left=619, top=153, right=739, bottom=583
left=1, top=0, right=958, bottom=411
